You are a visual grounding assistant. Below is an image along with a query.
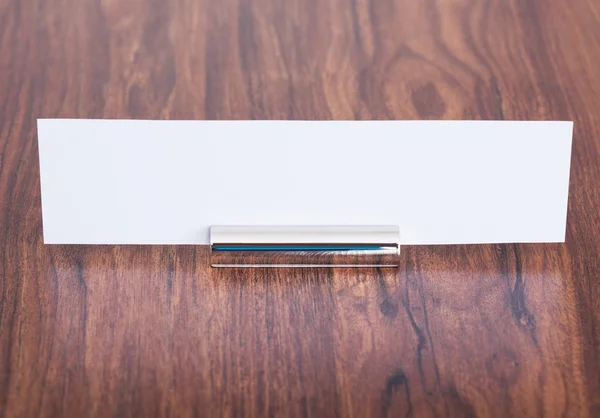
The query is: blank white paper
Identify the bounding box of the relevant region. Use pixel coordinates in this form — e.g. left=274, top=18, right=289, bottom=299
left=37, top=119, right=573, bottom=245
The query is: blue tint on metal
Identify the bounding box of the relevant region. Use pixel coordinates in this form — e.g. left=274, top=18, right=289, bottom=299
left=212, top=245, right=386, bottom=252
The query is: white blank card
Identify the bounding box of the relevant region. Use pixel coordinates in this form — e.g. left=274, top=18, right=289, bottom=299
left=37, top=119, right=573, bottom=245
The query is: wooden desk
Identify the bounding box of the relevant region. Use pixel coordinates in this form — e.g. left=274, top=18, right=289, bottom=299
left=1, top=0, right=599, bottom=416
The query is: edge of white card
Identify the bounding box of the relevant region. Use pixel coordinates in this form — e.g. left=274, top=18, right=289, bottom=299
left=37, top=119, right=573, bottom=246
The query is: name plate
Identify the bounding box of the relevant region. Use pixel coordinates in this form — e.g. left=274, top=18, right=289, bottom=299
left=38, top=120, right=573, bottom=253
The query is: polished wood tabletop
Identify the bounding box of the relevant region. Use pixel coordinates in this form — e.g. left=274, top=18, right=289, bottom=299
left=1, top=0, right=600, bottom=417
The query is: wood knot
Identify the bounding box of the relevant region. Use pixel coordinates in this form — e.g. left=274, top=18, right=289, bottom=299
left=411, top=82, right=446, bottom=118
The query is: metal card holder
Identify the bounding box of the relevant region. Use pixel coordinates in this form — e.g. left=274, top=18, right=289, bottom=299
left=210, top=226, right=400, bottom=267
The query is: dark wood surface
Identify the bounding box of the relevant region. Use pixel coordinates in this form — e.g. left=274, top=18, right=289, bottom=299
left=1, top=0, right=599, bottom=416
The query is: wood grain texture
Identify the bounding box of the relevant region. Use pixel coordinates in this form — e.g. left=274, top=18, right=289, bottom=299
left=1, top=0, right=599, bottom=416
